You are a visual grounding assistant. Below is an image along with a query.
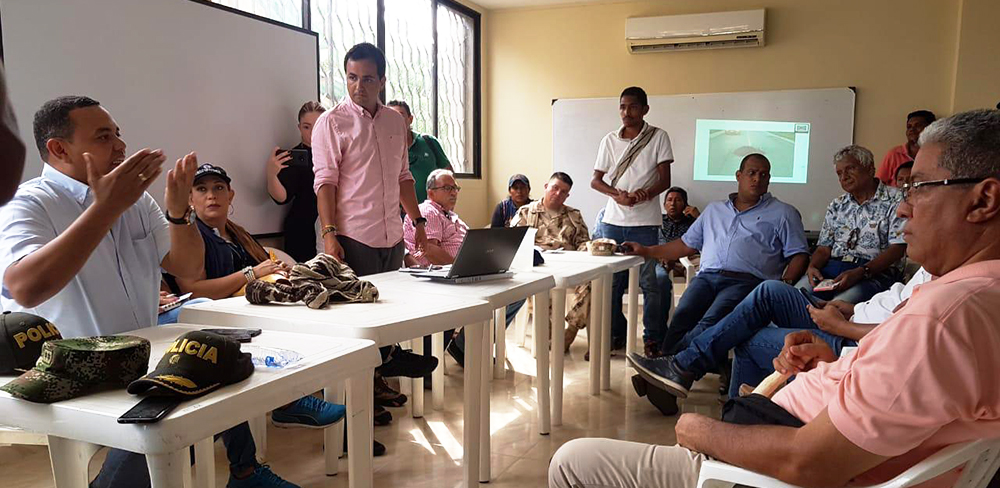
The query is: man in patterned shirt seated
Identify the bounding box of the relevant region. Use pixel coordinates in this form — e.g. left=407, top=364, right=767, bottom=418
left=798, top=145, right=907, bottom=304
left=403, top=168, right=467, bottom=266
left=648, top=187, right=699, bottom=356
left=512, top=172, right=593, bottom=352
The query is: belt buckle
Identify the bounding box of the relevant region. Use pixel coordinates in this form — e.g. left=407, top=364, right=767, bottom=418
left=842, top=255, right=856, bottom=263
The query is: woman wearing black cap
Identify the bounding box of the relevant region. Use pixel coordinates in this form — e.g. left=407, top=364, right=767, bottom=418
left=169, top=164, right=366, bottom=434
left=491, top=173, right=533, bottom=228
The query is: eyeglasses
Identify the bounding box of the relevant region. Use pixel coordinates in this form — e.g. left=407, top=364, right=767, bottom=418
left=431, top=185, right=462, bottom=192
left=899, top=177, right=987, bottom=203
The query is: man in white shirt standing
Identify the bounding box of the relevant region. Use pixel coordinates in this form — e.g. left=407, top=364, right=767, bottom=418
left=590, top=86, right=674, bottom=349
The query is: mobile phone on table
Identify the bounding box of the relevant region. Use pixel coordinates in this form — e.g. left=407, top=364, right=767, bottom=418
left=798, top=287, right=824, bottom=308
left=118, top=396, right=180, bottom=424
left=200, top=328, right=262, bottom=343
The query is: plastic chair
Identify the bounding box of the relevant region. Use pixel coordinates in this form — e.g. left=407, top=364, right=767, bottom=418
left=697, top=437, right=1000, bottom=488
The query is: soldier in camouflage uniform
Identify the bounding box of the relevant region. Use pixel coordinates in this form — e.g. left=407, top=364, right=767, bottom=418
left=511, top=172, right=593, bottom=352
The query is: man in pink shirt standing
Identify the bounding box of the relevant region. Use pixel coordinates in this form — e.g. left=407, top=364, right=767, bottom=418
left=549, top=109, right=1000, bottom=488
left=311, top=42, right=435, bottom=456
left=312, top=42, right=427, bottom=275
left=876, top=110, right=936, bottom=187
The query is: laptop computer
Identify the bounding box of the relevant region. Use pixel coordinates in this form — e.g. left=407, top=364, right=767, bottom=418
left=411, top=227, right=529, bottom=283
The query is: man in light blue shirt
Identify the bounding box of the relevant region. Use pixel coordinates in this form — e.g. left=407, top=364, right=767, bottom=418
left=0, top=96, right=298, bottom=488
left=624, top=154, right=809, bottom=357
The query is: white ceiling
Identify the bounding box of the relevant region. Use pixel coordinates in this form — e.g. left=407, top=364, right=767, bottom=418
left=473, top=0, right=613, bottom=10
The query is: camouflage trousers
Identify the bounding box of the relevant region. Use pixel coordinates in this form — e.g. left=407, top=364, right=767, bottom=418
left=526, top=283, right=591, bottom=331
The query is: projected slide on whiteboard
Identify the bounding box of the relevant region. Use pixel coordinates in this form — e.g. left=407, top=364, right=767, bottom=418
left=693, top=119, right=811, bottom=183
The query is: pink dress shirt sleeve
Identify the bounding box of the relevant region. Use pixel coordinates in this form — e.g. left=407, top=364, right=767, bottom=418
left=312, top=111, right=341, bottom=193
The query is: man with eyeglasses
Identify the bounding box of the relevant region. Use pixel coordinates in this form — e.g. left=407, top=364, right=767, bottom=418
left=403, top=168, right=467, bottom=266
left=551, top=109, right=1000, bottom=488
left=798, top=145, right=907, bottom=304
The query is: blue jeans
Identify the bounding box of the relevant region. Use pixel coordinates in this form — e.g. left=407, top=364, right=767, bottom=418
left=649, top=264, right=674, bottom=344
left=90, top=422, right=257, bottom=488
left=731, top=327, right=854, bottom=399
left=660, top=271, right=762, bottom=355
left=673, top=280, right=857, bottom=389
left=595, top=222, right=661, bottom=343
left=795, top=259, right=894, bottom=304
left=157, top=298, right=212, bottom=325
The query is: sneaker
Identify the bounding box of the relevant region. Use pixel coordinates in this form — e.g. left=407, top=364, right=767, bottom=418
left=631, top=374, right=679, bottom=416
left=626, top=353, right=695, bottom=399
left=374, top=374, right=407, bottom=407
left=379, top=349, right=439, bottom=378
left=271, top=395, right=346, bottom=429
left=227, top=465, right=299, bottom=488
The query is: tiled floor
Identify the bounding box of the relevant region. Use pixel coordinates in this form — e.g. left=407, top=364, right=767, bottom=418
left=1, top=320, right=722, bottom=487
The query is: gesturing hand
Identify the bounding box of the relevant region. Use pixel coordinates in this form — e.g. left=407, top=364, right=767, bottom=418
left=165, top=152, right=198, bottom=218
left=86, top=149, right=165, bottom=217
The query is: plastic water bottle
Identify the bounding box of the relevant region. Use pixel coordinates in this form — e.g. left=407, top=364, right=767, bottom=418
left=244, top=345, right=302, bottom=369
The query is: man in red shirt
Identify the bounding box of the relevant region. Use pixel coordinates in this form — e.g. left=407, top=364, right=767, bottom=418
left=875, top=110, right=935, bottom=186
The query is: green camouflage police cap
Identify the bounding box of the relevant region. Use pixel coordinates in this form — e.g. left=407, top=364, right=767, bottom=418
left=0, top=335, right=150, bottom=403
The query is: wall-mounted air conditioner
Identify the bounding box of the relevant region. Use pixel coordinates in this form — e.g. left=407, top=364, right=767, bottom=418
left=626, top=9, right=765, bottom=54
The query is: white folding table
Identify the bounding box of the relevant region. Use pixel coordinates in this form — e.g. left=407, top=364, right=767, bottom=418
left=0, top=324, right=380, bottom=488
left=539, top=252, right=645, bottom=392
left=181, top=293, right=495, bottom=487
left=529, top=260, right=607, bottom=426
left=361, top=271, right=555, bottom=480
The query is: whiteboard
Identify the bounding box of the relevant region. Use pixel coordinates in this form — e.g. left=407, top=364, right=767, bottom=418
left=553, top=88, right=856, bottom=232
left=1, top=0, right=319, bottom=235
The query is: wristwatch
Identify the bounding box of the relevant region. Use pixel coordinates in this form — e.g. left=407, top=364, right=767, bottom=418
left=414, top=217, right=427, bottom=226
left=862, top=265, right=872, bottom=279
left=166, top=206, right=195, bottom=225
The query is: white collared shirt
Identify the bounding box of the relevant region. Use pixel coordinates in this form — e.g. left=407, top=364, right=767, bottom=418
left=594, top=124, right=674, bottom=227
left=0, top=165, right=170, bottom=338
left=851, top=266, right=932, bottom=324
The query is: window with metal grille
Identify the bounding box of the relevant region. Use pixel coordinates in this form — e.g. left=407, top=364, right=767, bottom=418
left=213, top=0, right=481, bottom=177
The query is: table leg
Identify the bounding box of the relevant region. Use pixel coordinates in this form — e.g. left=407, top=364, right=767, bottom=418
left=194, top=437, right=216, bottom=488
left=147, top=449, right=188, bottom=488
left=433, top=331, right=445, bottom=410
left=347, top=369, right=374, bottom=488
left=494, top=308, right=506, bottom=379
left=589, top=277, right=602, bottom=396
left=182, top=447, right=193, bottom=488
left=463, top=321, right=484, bottom=487
left=412, top=338, right=425, bottom=418
left=601, top=274, right=613, bottom=391
left=480, top=317, right=492, bottom=482
left=248, top=415, right=267, bottom=463
left=47, top=436, right=101, bottom=488
left=324, top=381, right=346, bottom=475
left=534, top=290, right=551, bottom=436
left=627, top=266, right=640, bottom=356
left=550, top=287, right=567, bottom=427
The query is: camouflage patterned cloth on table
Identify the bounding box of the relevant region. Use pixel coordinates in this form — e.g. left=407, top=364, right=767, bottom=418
left=245, top=253, right=379, bottom=309
left=0, top=335, right=150, bottom=403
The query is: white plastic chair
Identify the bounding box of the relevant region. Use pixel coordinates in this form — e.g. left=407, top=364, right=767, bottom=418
left=696, top=437, right=1000, bottom=488
left=699, top=345, right=1000, bottom=488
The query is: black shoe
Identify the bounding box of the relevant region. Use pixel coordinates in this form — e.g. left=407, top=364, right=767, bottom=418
left=446, top=340, right=465, bottom=368
left=627, top=353, right=695, bottom=399
left=373, top=405, right=392, bottom=426
left=379, top=349, right=439, bottom=378
left=374, top=374, right=407, bottom=408
left=631, top=374, right=679, bottom=416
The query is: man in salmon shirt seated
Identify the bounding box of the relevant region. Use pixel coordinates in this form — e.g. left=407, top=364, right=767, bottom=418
left=548, top=108, right=1000, bottom=488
